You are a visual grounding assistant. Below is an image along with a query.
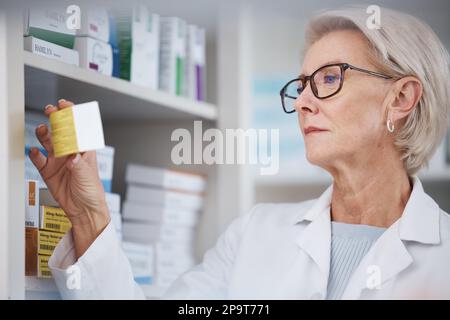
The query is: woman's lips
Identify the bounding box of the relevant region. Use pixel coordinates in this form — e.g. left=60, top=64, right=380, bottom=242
left=304, top=126, right=328, bottom=135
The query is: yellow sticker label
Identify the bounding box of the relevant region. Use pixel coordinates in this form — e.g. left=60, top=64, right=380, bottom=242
left=38, top=230, right=64, bottom=256
left=38, top=255, right=52, bottom=278
left=40, top=206, right=72, bottom=233
left=49, top=107, right=79, bottom=157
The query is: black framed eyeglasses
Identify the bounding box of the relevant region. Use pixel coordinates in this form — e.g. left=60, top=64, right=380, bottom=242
left=279, top=63, right=393, bottom=114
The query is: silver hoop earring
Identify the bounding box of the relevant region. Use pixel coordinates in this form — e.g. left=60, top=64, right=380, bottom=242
left=387, top=119, right=395, bottom=133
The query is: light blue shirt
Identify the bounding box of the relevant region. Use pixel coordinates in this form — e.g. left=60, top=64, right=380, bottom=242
left=326, top=222, right=386, bottom=300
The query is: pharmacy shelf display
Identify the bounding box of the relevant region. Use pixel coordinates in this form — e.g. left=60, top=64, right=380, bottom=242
left=2, top=2, right=254, bottom=300
left=24, top=52, right=218, bottom=122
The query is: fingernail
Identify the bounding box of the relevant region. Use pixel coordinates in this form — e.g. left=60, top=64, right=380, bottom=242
left=37, top=124, right=47, bottom=134
left=44, top=104, right=53, bottom=110
left=58, top=99, right=66, bottom=104
left=72, top=153, right=80, bottom=164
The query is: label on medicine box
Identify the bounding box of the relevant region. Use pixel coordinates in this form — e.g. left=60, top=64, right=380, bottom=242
left=24, top=37, right=80, bottom=66
left=49, top=101, right=105, bottom=158
left=25, top=228, right=53, bottom=278
left=24, top=7, right=76, bottom=49
left=38, top=255, right=52, bottom=278
left=38, top=229, right=64, bottom=256
left=40, top=205, right=72, bottom=233
left=74, top=37, right=113, bottom=76
left=25, top=180, right=40, bottom=228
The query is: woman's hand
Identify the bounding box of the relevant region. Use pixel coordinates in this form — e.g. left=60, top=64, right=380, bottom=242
left=29, top=99, right=110, bottom=259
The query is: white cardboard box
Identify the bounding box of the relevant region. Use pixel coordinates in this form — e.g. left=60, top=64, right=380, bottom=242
left=105, top=192, right=120, bottom=213
left=122, top=221, right=196, bottom=244
left=126, top=185, right=203, bottom=211
left=24, top=37, right=79, bottom=66
left=159, top=17, right=187, bottom=95
left=122, top=241, right=154, bottom=285
left=74, top=37, right=113, bottom=76
left=24, top=7, right=76, bottom=48
left=49, top=101, right=105, bottom=157
left=77, top=6, right=110, bottom=43
left=185, top=24, right=206, bottom=101
left=97, top=146, right=115, bottom=193
left=130, top=43, right=159, bottom=89
left=130, top=12, right=159, bottom=89
left=123, top=201, right=199, bottom=227
left=126, top=163, right=205, bottom=194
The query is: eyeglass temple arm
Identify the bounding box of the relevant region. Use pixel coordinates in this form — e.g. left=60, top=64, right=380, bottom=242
left=347, top=64, right=392, bottom=79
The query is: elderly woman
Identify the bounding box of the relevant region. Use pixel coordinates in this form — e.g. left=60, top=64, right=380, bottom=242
left=29, top=6, right=450, bottom=299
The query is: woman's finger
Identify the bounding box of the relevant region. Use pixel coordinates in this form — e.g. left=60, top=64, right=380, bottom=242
left=58, top=99, right=74, bottom=109
left=35, top=124, right=54, bottom=156
left=44, top=104, right=59, bottom=117
left=28, top=147, right=47, bottom=172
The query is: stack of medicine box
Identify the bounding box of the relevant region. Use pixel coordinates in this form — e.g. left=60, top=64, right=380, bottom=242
left=113, top=4, right=160, bottom=89
left=159, top=17, right=207, bottom=101
left=25, top=181, right=123, bottom=278
left=122, top=164, right=206, bottom=288
left=23, top=7, right=79, bottom=66
left=25, top=181, right=71, bottom=278
left=74, top=5, right=118, bottom=77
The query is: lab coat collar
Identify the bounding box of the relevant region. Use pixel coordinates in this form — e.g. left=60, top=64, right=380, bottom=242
left=294, top=175, right=441, bottom=245
left=293, top=175, right=441, bottom=299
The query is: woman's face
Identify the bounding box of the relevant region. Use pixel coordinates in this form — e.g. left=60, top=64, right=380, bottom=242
left=297, top=30, right=393, bottom=173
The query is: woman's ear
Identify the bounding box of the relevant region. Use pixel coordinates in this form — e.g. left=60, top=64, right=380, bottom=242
left=388, top=76, right=423, bottom=122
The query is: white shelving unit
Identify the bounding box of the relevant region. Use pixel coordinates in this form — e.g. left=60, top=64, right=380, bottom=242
left=24, top=52, right=218, bottom=122
left=0, top=2, right=255, bottom=300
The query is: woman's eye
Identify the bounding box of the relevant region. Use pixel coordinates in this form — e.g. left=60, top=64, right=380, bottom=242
left=323, top=75, right=337, bottom=84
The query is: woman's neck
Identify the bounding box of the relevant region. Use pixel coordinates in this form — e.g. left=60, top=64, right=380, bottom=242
left=329, top=159, right=412, bottom=228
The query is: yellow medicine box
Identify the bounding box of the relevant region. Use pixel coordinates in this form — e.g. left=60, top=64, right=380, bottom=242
left=38, top=255, right=52, bottom=278
left=40, top=205, right=72, bottom=234
left=38, top=229, right=65, bottom=256
left=25, top=228, right=55, bottom=278
left=49, top=101, right=105, bottom=158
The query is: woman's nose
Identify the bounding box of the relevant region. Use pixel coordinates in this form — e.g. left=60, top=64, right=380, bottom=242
left=294, top=83, right=319, bottom=114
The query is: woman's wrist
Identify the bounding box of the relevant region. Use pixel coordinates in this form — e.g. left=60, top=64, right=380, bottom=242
left=70, top=203, right=111, bottom=259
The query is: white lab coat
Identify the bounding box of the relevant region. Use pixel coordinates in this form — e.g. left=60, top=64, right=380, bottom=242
left=48, top=176, right=450, bottom=299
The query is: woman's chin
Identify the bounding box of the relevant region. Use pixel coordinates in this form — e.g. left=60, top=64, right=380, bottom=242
left=305, top=148, right=331, bottom=167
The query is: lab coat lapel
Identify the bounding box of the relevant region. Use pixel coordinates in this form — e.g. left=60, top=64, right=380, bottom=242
left=340, top=222, right=413, bottom=299
left=295, top=208, right=332, bottom=275
left=293, top=185, right=333, bottom=298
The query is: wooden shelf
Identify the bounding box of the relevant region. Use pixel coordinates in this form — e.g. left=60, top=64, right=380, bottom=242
left=24, top=51, right=218, bottom=122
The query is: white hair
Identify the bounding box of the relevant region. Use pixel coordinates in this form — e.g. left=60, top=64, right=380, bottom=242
left=304, top=6, right=450, bottom=175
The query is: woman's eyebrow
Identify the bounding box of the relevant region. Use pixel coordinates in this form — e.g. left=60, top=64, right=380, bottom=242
left=299, top=60, right=344, bottom=77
